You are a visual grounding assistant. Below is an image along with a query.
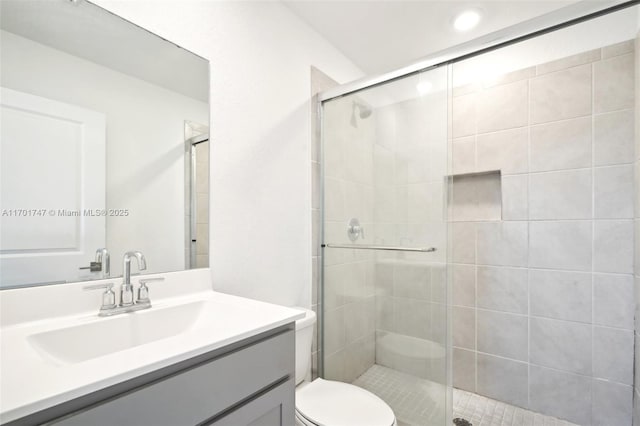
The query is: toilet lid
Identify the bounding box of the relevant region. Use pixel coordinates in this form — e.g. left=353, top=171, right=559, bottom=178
left=296, top=379, right=395, bottom=426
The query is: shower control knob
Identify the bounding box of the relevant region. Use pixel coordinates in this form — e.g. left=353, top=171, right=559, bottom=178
left=347, top=218, right=364, bottom=242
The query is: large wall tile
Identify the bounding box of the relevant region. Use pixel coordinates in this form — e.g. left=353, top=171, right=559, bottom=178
left=501, top=175, right=528, bottom=221
left=342, top=262, right=366, bottom=304
left=345, top=300, right=367, bottom=342
left=477, top=310, right=528, bottom=361
left=324, top=264, right=346, bottom=309
left=430, top=302, right=447, bottom=345
left=594, top=53, right=634, bottom=113
left=375, top=295, right=394, bottom=332
left=395, top=298, right=430, bottom=339
left=477, top=80, right=528, bottom=133
left=375, top=263, right=394, bottom=296
left=443, top=43, right=636, bottom=423
left=324, top=306, right=346, bottom=355
left=529, top=169, right=592, bottom=220
left=430, top=264, right=447, bottom=303
left=452, top=93, right=476, bottom=138
left=394, top=263, right=430, bottom=300
left=529, top=365, right=592, bottom=425
left=452, top=264, right=475, bottom=307
left=476, top=266, right=527, bottom=314
left=344, top=334, right=375, bottom=383
left=594, top=165, right=634, bottom=219
left=535, top=48, right=600, bottom=75
left=477, top=353, right=528, bottom=408
left=453, top=306, right=475, bottom=350
left=530, top=116, right=591, bottom=172
left=476, top=127, right=528, bottom=174
left=592, top=379, right=633, bottom=426
left=530, top=269, right=591, bottom=322
left=475, top=173, right=502, bottom=222
left=324, top=178, right=346, bottom=222
left=453, top=347, right=476, bottom=392
left=451, top=222, right=476, bottom=264
left=530, top=317, right=591, bottom=374
left=452, top=136, right=476, bottom=175
left=602, top=39, right=634, bottom=58
left=594, top=109, right=635, bottom=166
left=530, top=64, right=592, bottom=124
left=529, top=221, right=592, bottom=271
left=324, top=349, right=346, bottom=382
left=594, top=220, right=634, bottom=273
left=483, top=67, right=535, bottom=89
left=593, top=326, right=634, bottom=385
left=476, top=221, right=528, bottom=267
left=593, top=273, right=634, bottom=329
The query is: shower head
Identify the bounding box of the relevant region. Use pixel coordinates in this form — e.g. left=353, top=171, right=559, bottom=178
left=353, top=100, right=372, bottom=119
left=350, top=100, right=372, bottom=127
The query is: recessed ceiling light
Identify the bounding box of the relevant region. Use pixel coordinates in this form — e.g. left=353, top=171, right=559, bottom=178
left=453, top=9, right=481, bottom=32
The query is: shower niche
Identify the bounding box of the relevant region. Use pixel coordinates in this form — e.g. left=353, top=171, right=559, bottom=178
left=449, top=170, right=502, bottom=222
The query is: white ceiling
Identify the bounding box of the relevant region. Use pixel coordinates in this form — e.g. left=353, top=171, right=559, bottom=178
left=282, top=0, right=580, bottom=75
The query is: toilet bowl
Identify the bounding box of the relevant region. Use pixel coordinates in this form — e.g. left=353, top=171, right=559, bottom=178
left=294, top=307, right=396, bottom=426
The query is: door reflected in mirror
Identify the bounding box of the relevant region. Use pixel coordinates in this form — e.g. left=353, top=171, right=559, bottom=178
left=0, top=0, right=210, bottom=288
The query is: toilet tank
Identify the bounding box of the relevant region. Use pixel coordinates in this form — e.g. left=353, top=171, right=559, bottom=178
left=293, top=307, right=316, bottom=385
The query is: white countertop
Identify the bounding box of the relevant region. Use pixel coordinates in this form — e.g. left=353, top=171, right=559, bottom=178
left=0, top=270, right=303, bottom=423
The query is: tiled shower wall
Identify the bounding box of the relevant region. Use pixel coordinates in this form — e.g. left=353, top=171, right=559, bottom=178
left=319, top=70, right=448, bottom=390
left=322, top=93, right=377, bottom=383
left=372, top=93, right=448, bottom=386
left=451, top=40, right=636, bottom=426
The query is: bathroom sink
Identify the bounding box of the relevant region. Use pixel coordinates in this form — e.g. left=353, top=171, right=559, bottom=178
left=28, top=301, right=206, bottom=364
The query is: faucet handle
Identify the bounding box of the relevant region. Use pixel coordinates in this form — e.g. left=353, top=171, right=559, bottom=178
left=83, top=282, right=117, bottom=311
left=137, top=277, right=165, bottom=305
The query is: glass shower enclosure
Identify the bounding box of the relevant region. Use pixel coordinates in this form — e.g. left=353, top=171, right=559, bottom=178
left=320, top=67, right=450, bottom=426
left=318, top=2, right=640, bottom=425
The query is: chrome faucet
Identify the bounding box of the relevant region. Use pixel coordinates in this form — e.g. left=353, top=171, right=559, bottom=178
left=121, top=251, right=147, bottom=307
left=84, top=250, right=165, bottom=317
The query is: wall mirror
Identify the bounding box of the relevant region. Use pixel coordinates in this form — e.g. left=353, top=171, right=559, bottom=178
left=0, top=0, right=210, bottom=288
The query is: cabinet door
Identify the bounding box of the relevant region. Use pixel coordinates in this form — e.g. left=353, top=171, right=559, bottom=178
left=208, top=379, right=294, bottom=426
left=46, top=330, right=294, bottom=426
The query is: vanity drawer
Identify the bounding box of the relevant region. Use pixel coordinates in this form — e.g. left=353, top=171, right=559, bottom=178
left=48, top=328, right=294, bottom=426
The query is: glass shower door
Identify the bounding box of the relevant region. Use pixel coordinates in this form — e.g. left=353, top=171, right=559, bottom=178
left=320, top=65, right=450, bottom=426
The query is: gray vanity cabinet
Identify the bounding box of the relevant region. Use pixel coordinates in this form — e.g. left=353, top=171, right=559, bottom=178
left=13, top=325, right=295, bottom=426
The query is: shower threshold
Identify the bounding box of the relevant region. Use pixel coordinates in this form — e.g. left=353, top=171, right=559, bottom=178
left=352, top=364, right=578, bottom=426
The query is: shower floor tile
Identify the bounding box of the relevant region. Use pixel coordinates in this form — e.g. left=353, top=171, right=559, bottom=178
left=453, top=389, right=578, bottom=426
left=353, top=364, right=446, bottom=426
left=353, top=364, right=578, bottom=426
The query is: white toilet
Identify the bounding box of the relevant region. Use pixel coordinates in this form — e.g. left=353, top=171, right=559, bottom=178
left=294, top=308, right=397, bottom=426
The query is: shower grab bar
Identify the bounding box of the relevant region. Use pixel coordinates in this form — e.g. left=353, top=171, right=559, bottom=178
left=322, top=243, right=436, bottom=253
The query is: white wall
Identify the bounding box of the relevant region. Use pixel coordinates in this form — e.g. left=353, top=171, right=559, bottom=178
left=1, top=30, right=208, bottom=277
left=93, top=0, right=364, bottom=308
